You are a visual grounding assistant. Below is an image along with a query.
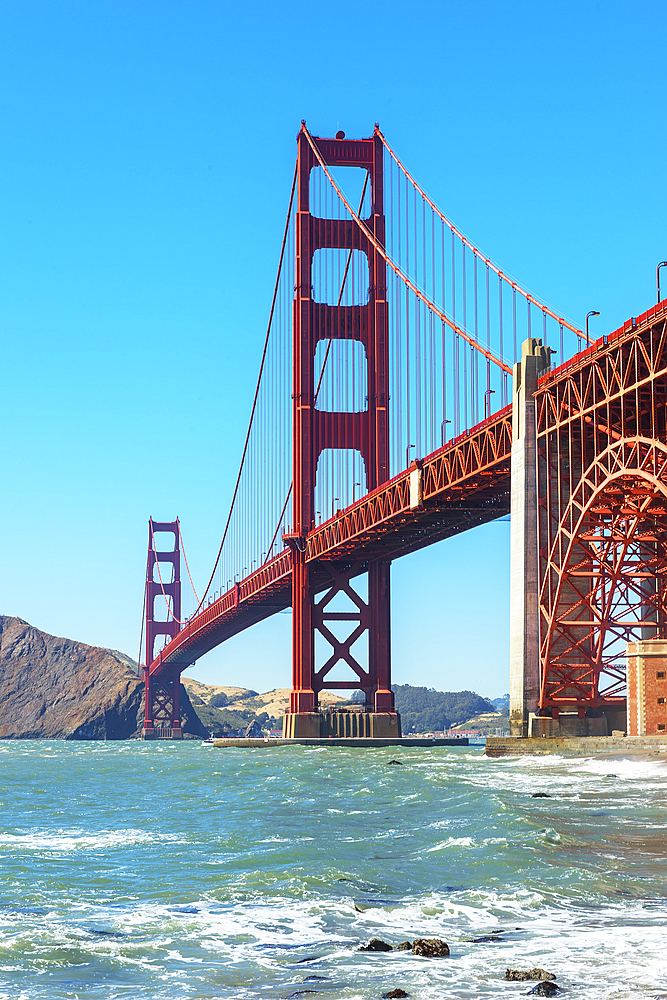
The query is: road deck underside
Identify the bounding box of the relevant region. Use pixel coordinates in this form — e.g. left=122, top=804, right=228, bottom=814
left=149, top=406, right=512, bottom=674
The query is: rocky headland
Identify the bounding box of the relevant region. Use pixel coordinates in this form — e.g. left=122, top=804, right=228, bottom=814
left=0, top=615, right=206, bottom=739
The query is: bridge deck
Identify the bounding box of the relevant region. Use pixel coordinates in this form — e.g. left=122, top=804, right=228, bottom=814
left=149, top=406, right=512, bottom=674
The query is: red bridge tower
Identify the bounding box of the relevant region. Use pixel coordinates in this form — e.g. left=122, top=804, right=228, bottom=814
left=142, top=518, right=183, bottom=739
left=283, top=126, right=400, bottom=738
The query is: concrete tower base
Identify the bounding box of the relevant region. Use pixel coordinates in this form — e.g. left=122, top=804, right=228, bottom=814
left=283, top=710, right=401, bottom=739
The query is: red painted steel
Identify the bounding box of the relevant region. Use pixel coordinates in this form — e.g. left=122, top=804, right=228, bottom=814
left=535, top=305, right=667, bottom=715
left=150, top=406, right=512, bottom=676
left=140, top=126, right=667, bottom=730
left=289, top=126, right=393, bottom=712
left=143, top=519, right=182, bottom=736
left=147, top=549, right=292, bottom=672
left=305, top=407, right=512, bottom=563
left=149, top=308, right=667, bottom=726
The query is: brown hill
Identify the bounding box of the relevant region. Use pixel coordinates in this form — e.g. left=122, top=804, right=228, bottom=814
left=0, top=615, right=206, bottom=739
left=181, top=678, right=256, bottom=704
left=182, top=678, right=347, bottom=720
left=226, top=687, right=347, bottom=718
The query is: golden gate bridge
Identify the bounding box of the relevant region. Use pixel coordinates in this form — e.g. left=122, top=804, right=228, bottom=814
left=139, top=124, right=667, bottom=740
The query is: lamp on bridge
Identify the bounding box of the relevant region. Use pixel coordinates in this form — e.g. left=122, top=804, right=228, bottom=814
left=484, top=388, right=495, bottom=420
left=440, top=419, right=451, bottom=445
left=657, top=262, right=667, bottom=303
left=585, top=310, right=600, bottom=347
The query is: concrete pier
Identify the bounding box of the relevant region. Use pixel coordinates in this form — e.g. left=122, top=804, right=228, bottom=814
left=282, top=708, right=401, bottom=739
left=486, top=735, right=667, bottom=757
left=210, top=737, right=469, bottom=749
left=509, top=338, right=551, bottom=736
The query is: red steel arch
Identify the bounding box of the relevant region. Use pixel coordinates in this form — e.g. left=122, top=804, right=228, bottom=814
left=539, top=438, right=667, bottom=711
left=536, top=307, right=667, bottom=719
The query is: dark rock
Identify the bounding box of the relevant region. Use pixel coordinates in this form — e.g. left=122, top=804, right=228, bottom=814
left=411, top=938, right=449, bottom=957
left=395, top=941, right=412, bottom=950
left=531, top=793, right=551, bottom=798
left=288, top=993, right=317, bottom=998
left=356, top=899, right=401, bottom=909
left=470, top=934, right=504, bottom=942
left=243, top=718, right=262, bottom=738
left=359, top=938, right=393, bottom=952
left=528, top=983, right=560, bottom=996
left=383, top=991, right=409, bottom=998
left=0, top=615, right=209, bottom=740
left=302, top=976, right=328, bottom=981
left=506, top=968, right=557, bottom=981
left=387, top=759, right=403, bottom=765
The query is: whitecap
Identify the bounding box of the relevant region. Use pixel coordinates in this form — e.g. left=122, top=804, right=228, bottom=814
left=0, top=828, right=184, bottom=852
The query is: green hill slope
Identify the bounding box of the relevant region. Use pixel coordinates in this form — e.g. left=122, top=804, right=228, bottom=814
left=391, top=685, right=496, bottom=733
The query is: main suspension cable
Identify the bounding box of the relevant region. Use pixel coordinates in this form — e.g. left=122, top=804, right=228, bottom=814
left=192, top=161, right=299, bottom=613
left=302, top=125, right=513, bottom=375
left=376, top=127, right=583, bottom=338
left=178, top=522, right=200, bottom=605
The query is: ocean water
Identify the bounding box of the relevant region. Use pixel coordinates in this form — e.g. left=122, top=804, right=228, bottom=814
left=0, top=741, right=666, bottom=1000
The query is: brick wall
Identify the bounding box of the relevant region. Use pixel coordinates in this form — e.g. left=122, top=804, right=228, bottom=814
left=626, top=640, right=667, bottom=736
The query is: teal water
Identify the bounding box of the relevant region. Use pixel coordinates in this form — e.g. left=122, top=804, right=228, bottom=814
left=1, top=741, right=666, bottom=999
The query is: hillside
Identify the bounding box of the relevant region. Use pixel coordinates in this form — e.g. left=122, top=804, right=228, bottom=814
left=448, top=711, right=510, bottom=734
left=0, top=616, right=206, bottom=739
left=182, top=678, right=348, bottom=736
left=391, top=685, right=496, bottom=734
left=183, top=677, right=501, bottom=737
left=181, top=678, right=257, bottom=705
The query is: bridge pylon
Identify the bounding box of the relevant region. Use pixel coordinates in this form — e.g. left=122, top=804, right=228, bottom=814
left=283, top=126, right=400, bottom=738
left=509, top=339, right=551, bottom=736
left=141, top=519, right=183, bottom=740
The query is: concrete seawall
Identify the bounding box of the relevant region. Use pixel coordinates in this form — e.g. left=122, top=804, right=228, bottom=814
left=210, top=737, right=470, bottom=749
left=486, top=735, right=667, bottom=757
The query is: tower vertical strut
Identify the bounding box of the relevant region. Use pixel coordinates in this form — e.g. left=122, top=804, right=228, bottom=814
left=142, top=519, right=184, bottom=740
left=282, top=126, right=400, bottom=738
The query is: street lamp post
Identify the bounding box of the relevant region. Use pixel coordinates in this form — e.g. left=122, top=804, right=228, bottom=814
left=585, top=310, right=600, bottom=347
left=657, top=262, right=667, bottom=304
left=484, top=388, right=496, bottom=419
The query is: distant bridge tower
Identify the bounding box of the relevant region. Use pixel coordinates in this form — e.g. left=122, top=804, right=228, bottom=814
left=142, top=519, right=183, bottom=740
left=283, top=126, right=400, bottom=738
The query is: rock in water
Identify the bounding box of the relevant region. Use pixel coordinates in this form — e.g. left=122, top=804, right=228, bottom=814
left=359, top=938, right=393, bottom=952
left=411, top=938, right=449, bottom=957
left=0, top=615, right=207, bottom=739
left=383, top=990, right=409, bottom=998
left=528, top=983, right=560, bottom=996
left=505, top=968, right=557, bottom=981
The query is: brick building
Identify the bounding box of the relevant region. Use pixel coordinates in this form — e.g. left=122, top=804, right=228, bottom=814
left=626, top=640, right=667, bottom=736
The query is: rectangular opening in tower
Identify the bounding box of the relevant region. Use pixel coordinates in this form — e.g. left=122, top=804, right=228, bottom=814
left=152, top=593, right=174, bottom=622
left=312, top=248, right=369, bottom=307
left=309, top=166, right=371, bottom=220
left=314, top=339, right=368, bottom=412
left=314, top=448, right=367, bottom=522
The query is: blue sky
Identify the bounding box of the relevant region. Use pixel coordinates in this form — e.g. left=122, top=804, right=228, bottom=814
left=1, top=0, right=664, bottom=700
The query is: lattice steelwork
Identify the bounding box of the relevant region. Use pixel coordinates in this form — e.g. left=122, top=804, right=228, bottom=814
left=144, top=125, right=586, bottom=719
left=536, top=306, right=667, bottom=713
left=181, top=123, right=583, bottom=627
